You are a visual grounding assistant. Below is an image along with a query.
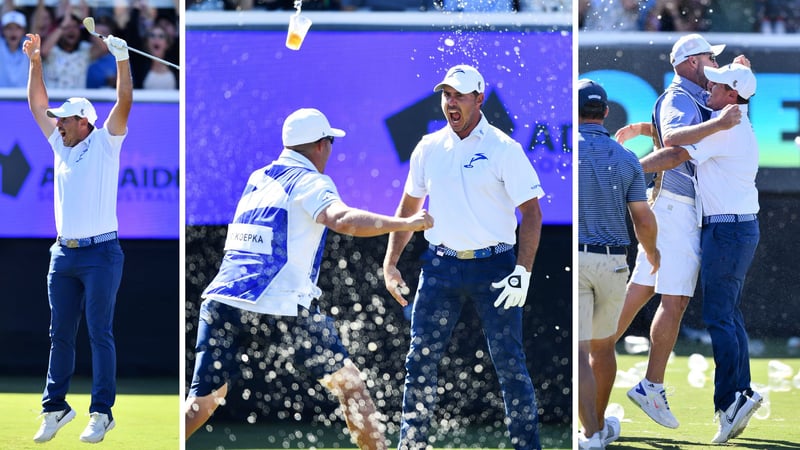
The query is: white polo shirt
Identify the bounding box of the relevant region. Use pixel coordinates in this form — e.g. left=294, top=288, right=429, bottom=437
left=405, top=115, right=544, bottom=251
left=203, top=150, right=340, bottom=317
left=49, top=126, right=125, bottom=238
left=686, top=105, right=759, bottom=216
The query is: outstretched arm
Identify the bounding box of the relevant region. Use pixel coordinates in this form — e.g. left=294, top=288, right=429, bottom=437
left=615, top=122, right=653, bottom=144
left=639, top=146, right=691, bottom=173
left=316, top=199, right=432, bottom=238
left=104, top=35, right=133, bottom=136
left=661, top=104, right=741, bottom=146
left=24, top=34, right=55, bottom=139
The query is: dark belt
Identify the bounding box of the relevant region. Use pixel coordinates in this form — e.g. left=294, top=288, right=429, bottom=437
left=430, top=242, right=514, bottom=259
left=57, top=231, right=118, bottom=248
left=578, top=244, right=627, bottom=255
left=702, top=214, right=757, bottom=225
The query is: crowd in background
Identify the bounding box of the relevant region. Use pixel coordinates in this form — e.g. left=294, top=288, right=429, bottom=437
left=186, top=0, right=569, bottom=13
left=0, top=0, right=178, bottom=89
left=6, top=0, right=795, bottom=91
left=580, top=0, right=800, bottom=33
left=181, top=0, right=800, bottom=32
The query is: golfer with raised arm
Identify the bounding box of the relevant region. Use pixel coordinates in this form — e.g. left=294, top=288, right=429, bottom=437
left=24, top=31, right=132, bottom=443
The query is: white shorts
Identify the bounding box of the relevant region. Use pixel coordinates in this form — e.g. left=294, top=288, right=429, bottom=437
left=578, top=252, right=629, bottom=341
left=630, top=191, right=701, bottom=296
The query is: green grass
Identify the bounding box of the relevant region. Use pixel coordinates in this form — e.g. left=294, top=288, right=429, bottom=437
left=0, top=376, right=179, bottom=450
left=608, top=340, right=800, bottom=449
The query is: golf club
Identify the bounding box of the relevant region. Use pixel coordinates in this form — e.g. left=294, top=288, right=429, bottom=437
left=83, top=17, right=180, bottom=71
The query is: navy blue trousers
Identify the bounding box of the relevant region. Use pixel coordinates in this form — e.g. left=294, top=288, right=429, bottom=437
left=700, top=220, right=759, bottom=412
left=399, top=248, right=539, bottom=450
left=42, top=240, right=124, bottom=419
left=188, top=300, right=348, bottom=397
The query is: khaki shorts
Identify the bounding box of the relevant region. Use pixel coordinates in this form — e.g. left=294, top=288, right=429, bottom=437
left=578, top=251, right=629, bottom=341
left=630, top=191, right=701, bottom=297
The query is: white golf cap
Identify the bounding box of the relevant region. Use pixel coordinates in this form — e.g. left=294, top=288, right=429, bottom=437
left=704, top=63, right=757, bottom=100
left=46, top=97, right=97, bottom=126
left=282, top=108, right=346, bottom=147
left=433, top=64, right=485, bottom=94
left=2, top=11, right=27, bottom=28
left=670, top=33, right=725, bottom=67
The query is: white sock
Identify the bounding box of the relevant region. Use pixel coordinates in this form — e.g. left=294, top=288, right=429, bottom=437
left=644, top=378, right=663, bottom=391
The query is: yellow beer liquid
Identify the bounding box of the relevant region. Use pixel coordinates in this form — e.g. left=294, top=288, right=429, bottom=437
left=286, top=33, right=303, bottom=50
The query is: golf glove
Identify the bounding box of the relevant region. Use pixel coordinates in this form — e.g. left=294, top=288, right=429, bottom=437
left=491, top=265, right=530, bottom=310
left=105, top=35, right=129, bottom=62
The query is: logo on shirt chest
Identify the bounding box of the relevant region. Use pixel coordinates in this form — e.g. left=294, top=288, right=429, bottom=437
left=71, top=137, right=92, bottom=165
left=74, top=147, right=89, bottom=163
left=464, top=153, right=488, bottom=168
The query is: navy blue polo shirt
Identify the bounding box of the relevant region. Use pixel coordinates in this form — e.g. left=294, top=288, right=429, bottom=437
left=578, top=123, right=648, bottom=247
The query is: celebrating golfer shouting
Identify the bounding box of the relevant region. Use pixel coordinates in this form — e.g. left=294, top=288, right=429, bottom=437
left=24, top=32, right=132, bottom=444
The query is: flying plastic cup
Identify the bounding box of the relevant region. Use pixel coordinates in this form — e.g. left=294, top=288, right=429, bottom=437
left=605, top=403, right=625, bottom=421
left=623, top=335, right=650, bottom=354
left=688, top=353, right=710, bottom=372
left=286, top=13, right=312, bottom=50
left=688, top=369, right=707, bottom=388
left=767, top=359, right=793, bottom=392
left=752, top=383, right=771, bottom=420
left=614, top=368, right=639, bottom=388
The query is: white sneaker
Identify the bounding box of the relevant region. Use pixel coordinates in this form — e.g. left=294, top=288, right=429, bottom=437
left=626, top=381, right=679, bottom=428
left=79, top=412, right=115, bottom=443
left=33, top=407, right=76, bottom=442
left=711, top=391, right=758, bottom=444
left=578, top=431, right=604, bottom=450
left=602, top=416, right=621, bottom=446
left=729, top=390, right=763, bottom=439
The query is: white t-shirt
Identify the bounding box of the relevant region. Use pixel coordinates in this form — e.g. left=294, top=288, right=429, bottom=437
left=203, top=150, right=340, bottom=317
left=49, top=126, right=126, bottom=238
left=43, top=42, right=92, bottom=89
left=687, top=105, right=759, bottom=216
left=143, top=69, right=176, bottom=90
left=405, top=115, right=544, bottom=250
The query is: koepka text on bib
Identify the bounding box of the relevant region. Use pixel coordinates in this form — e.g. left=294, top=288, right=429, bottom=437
left=224, top=223, right=274, bottom=254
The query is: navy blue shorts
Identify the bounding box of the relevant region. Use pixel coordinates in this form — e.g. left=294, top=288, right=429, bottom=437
left=188, top=299, right=349, bottom=397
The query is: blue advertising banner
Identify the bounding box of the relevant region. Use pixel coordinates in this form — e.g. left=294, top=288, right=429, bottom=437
left=0, top=95, right=179, bottom=238
left=186, top=27, right=572, bottom=225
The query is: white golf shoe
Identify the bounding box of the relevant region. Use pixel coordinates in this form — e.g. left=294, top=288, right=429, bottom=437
left=79, top=412, right=116, bottom=443
left=712, top=391, right=759, bottom=444
left=579, top=431, right=604, bottom=450
left=729, top=389, right=763, bottom=440
left=602, top=416, right=621, bottom=446
left=33, top=407, right=76, bottom=442
left=627, top=380, right=679, bottom=429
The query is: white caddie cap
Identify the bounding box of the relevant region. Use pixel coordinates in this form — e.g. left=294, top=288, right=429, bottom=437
left=670, top=33, right=725, bottom=67
left=704, top=63, right=757, bottom=100
left=2, top=11, right=27, bottom=28
left=282, top=108, right=346, bottom=147
left=433, top=64, right=485, bottom=94
left=46, top=97, right=97, bottom=126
